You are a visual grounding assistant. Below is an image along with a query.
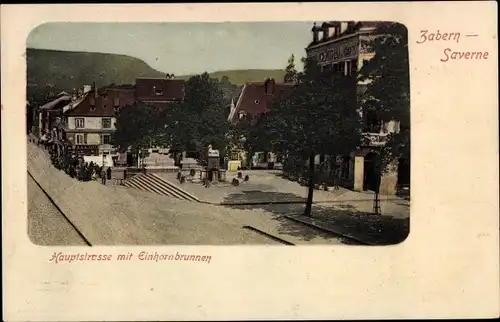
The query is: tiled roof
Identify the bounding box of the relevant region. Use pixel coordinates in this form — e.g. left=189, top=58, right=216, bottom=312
left=135, top=78, right=185, bottom=102
left=64, top=87, right=136, bottom=117
left=229, top=81, right=294, bottom=122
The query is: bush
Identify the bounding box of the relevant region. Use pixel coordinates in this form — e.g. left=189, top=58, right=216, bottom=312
left=237, top=171, right=243, bottom=179
left=244, top=175, right=249, bottom=181
left=232, top=178, right=240, bottom=186
left=189, top=169, right=196, bottom=177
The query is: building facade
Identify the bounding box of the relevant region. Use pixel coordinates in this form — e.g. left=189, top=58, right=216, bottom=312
left=62, top=82, right=136, bottom=156
left=306, top=21, right=409, bottom=195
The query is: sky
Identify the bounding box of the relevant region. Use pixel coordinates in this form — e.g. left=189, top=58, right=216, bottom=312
left=27, top=22, right=313, bottom=75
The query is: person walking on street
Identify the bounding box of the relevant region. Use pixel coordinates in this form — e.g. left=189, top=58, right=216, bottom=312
left=101, top=167, right=107, bottom=185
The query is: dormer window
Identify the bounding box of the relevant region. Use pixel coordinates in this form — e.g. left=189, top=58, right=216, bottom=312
left=90, top=106, right=96, bottom=111
left=155, top=89, right=163, bottom=96
left=254, top=100, right=260, bottom=104
left=238, top=111, right=246, bottom=119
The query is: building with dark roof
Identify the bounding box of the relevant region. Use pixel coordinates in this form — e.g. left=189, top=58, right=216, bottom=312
left=228, top=78, right=294, bottom=123
left=58, top=78, right=185, bottom=157
left=227, top=78, right=294, bottom=169
left=135, top=78, right=185, bottom=109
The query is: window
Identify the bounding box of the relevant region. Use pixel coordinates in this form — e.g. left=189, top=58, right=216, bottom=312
left=101, top=134, right=111, bottom=145
left=102, top=118, right=112, bottom=129
left=254, top=100, right=260, bottom=104
left=90, top=106, right=96, bottom=111
left=114, top=107, right=119, bottom=112
left=351, top=59, right=358, bottom=75
left=363, top=108, right=381, bottom=133
left=75, top=134, right=87, bottom=144
left=75, top=118, right=85, bottom=128
left=103, top=104, right=107, bottom=108
left=155, top=89, right=163, bottom=96
left=339, top=62, right=346, bottom=75
left=346, top=61, right=352, bottom=76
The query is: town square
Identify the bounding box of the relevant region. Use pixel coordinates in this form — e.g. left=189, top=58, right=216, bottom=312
left=26, top=21, right=411, bottom=246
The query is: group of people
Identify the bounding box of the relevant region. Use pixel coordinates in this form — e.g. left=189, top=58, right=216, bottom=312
left=45, top=140, right=112, bottom=184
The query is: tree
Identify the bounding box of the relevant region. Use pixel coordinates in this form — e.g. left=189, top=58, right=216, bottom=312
left=358, top=22, right=410, bottom=172
left=231, top=113, right=273, bottom=168
left=267, top=59, right=362, bottom=217
left=284, top=54, right=298, bottom=84
left=112, top=102, right=162, bottom=152
left=165, top=72, right=230, bottom=165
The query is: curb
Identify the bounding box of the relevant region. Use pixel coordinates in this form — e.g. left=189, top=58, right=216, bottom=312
left=283, top=215, right=374, bottom=246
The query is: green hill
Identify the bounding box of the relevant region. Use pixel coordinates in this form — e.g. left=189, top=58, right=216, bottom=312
left=26, top=48, right=285, bottom=100
left=27, top=48, right=166, bottom=92
left=177, top=69, right=286, bottom=85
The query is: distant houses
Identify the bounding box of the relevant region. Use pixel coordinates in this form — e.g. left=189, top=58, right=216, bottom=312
left=33, top=78, right=185, bottom=164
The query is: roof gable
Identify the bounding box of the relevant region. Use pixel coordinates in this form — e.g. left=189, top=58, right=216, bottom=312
left=229, top=82, right=294, bottom=122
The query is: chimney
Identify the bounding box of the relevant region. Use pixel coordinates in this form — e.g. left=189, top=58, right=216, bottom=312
left=347, top=21, right=356, bottom=33
left=322, top=23, right=329, bottom=40
left=93, top=81, right=98, bottom=99
left=230, top=98, right=235, bottom=111
left=264, top=78, right=276, bottom=95
left=311, top=22, right=319, bottom=42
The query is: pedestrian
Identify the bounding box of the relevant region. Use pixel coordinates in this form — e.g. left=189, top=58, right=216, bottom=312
left=101, top=167, right=107, bottom=185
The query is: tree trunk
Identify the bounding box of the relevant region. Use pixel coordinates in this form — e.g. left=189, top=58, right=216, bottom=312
left=304, top=153, right=315, bottom=217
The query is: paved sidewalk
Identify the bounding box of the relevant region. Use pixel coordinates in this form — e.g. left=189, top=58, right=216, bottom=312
left=286, top=208, right=410, bottom=246
left=157, top=170, right=406, bottom=205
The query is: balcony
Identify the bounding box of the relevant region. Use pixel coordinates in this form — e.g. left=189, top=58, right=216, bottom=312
left=362, top=132, right=387, bottom=147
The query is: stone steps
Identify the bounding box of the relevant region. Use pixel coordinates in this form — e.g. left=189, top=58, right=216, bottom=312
left=123, top=173, right=200, bottom=202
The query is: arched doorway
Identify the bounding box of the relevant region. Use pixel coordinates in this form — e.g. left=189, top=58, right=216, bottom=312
left=363, top=152, right=381, bottom=192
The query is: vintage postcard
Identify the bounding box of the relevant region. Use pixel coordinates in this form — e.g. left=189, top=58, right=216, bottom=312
left=2, top=2, right=499, bottom=320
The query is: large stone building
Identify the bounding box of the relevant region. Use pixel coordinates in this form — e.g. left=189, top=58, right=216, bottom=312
left=306, top=21, right=410, bottom=195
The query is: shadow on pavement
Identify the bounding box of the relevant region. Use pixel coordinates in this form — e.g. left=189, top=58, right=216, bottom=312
left=223, top=191, right=410, bottom=245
